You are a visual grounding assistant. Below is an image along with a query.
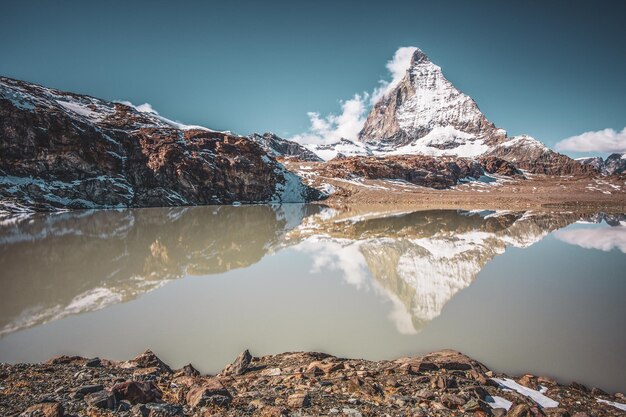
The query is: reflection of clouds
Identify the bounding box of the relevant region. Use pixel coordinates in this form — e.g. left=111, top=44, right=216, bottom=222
left=555, top=227, right=626, bottom=253
left=295, top=237, right=369, bottom=288
left=295, top=237, right=419, bottom=334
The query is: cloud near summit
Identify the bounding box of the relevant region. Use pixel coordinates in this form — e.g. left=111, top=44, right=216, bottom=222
left=290, top=46, right=417, bottom=145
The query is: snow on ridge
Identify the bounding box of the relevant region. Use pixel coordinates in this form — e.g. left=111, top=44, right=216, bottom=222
left=491, top=378, right=559, bottom=408
left=597, top=398, right=626, bottom=411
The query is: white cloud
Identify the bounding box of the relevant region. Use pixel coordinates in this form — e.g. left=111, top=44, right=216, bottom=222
left=555, top=126, right=626, bottom=154
left=554, top=227, right=626, bottom=253
left=371, top=46, right=418, bottom=104
left=290, top=46, right=418, bottom=145
left=289, top=93, right=369, bottom=145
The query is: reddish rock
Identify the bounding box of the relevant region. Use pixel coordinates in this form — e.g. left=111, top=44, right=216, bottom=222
left=221, top=349, right=252, bottom=376
left=20, top=402, right=64, bottom=417
left=186, top=379, right=232, bottom=408
left=111, top=380, right=162, bottom=404
left=130, top=349, right=172, bottom=373
left=287, top=392, right=311, bottom=408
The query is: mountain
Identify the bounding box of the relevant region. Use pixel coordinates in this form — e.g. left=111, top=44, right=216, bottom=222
left=359, top=48, right=504, bottom=150
left=305, top=49, right=594, bottom=175
left=0, top=77, right=323, bottom=213
left=248, top=132, right=323, bottom=162
left=578, top=153, right=626, bottom=175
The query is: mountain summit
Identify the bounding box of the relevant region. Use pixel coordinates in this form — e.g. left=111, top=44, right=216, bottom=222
left=359, top=48, right=504, bottom=153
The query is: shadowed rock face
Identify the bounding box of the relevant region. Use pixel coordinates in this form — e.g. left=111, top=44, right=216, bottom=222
left=0, top=77, right=323, bottom=213
left=316, top=155, right=521, bottom=189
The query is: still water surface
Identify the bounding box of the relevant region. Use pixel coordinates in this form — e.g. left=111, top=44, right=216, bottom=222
left=0, top=205, right=624, bottom=392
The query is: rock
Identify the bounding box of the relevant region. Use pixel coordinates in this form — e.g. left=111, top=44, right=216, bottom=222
left=186, top=379, right=232, bottom=408
left=416, top=389, right=436, bottom=400
left=72, top=384, right=104, bottom=398
left=544, top=408, right=570, bottom=417
left=341, top=408, right=362, bottom=416
left=84, top=357, right=101, bottom=367
left=112, top=380, right=163, bottom=404
left=287, top=392, right=311, bottom=408
left=431, top=375, right=453, bottom=390
left=479, top=156, right=523, bottom=177
left=506, top=404, right=532, bottom=417
left=258, top=406, right=288, bottom=417
left=569, top=381, right=589, bottom=392
left=221, top=349, right=252, bottom=376
left=590, top=387, right=607, bottom=396
left=45, top=355, right=83, bottom=365
left=518, top=374, right=538, bottom=390
left=441, top=393, right=466, bottom=409
left=20, top=402, right=64, bottom=417
left=130, top=350, right=172, bottom=373
left=84, top=389, right=116, bottom=409
left=260, top=367, right=282, bottom=377
left=180, top=363, right=200, bottom=377
left=131, top=403, right=184, bottom=416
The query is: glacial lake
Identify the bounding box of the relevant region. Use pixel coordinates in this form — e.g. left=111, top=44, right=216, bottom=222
left=0, top=205, right=624, bottom=393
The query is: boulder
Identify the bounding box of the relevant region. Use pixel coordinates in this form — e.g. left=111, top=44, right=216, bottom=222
left=129, top=349, right=172, bottom=373
left=112, top=380, right=162, bottom=404
left=287, top=392, right=311, bottom=408
left=221, top=349, right=252, bottom=376
left=186, top=379, right=232, bottom=408
left=84, top=390, right=116, bottom=409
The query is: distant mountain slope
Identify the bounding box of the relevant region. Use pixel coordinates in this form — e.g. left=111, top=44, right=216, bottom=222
left=0, top=77, right=323, bottom=213
left=249, top=132, right=323, bottom=162
left=578, top=153, right=626, bottom=175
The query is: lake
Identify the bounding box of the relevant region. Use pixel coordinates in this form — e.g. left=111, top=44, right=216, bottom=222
left=0, top=205, right=624, bottom=393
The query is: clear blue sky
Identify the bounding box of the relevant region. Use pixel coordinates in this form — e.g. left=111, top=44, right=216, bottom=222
left=1, top=0, right=624, bottom=155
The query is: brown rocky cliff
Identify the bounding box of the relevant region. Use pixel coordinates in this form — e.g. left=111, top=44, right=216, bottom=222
left=0, top=76, right=323, bottom=212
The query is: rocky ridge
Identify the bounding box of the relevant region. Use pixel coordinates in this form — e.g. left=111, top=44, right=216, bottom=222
left=577, top=153, right=626, bottom=176
left=0, top=77, right=323, bottom=213
left=315, top=155, right=522, bottom=189
left=1, top=349, right=624, bottom=417
left=248, top=133, right=323, bottom=162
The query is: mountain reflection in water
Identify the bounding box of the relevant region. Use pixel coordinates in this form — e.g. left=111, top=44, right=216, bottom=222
left=1, top=206, right=621, bottom=337
left=0, top=206, right=625, bottom=392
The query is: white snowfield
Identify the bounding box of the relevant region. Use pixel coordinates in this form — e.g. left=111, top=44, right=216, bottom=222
left=491, top=378, right=559, bottom=408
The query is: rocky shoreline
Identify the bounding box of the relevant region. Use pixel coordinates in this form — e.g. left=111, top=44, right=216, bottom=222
left=2, top=350, right=624, bottom=417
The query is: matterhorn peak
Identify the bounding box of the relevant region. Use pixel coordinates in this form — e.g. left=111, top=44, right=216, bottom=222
left=358, top=46, right=499, bottom=151
left=409, top=47, right=430, bottom=66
